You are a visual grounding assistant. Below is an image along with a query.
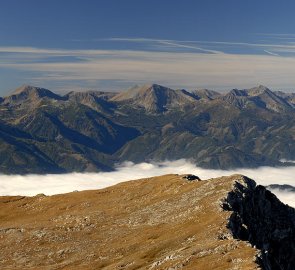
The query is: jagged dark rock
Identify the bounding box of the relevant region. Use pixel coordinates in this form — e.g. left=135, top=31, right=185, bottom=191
left=223, top=176, right=295, bottom=270
left=182, top=174, right=201, bottom=181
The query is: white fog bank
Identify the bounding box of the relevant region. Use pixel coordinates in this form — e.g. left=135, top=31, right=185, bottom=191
left=0, top=159, right=295, bottom=207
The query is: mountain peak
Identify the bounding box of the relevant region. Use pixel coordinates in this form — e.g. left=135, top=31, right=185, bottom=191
left=111, top=84, right=172, bottom=102
left=258, top=84, right=269, bottom=90
left=11, top=84, right=36, bottom=95
left=141, top=83, right=164, bottom=89
left=111, top=84, right=196, bottom=113
left=4, top=85, right=63, bottom=105
left=228, top=88, right=248, bottom=96
left=191, top=88, right=221, bottom=100
left=247, top=85, right=271, bottom=96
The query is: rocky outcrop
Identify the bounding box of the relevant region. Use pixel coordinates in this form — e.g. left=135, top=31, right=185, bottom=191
left=223, top=177, right=295, bottom=270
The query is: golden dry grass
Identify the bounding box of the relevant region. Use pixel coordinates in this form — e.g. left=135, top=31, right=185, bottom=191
left=0, top=174, right=260, bottom=269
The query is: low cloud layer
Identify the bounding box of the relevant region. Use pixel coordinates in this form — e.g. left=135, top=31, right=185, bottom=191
left=0, top=159, right=295, bottom=207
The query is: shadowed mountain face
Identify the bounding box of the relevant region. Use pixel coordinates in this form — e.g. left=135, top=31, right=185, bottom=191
left=0, top=174, right=294, bottom=269
left=1, top=84, right=295, bottom=173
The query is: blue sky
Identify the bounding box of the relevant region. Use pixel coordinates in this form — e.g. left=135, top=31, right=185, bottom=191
left=1, top=0, right=295, bottom=95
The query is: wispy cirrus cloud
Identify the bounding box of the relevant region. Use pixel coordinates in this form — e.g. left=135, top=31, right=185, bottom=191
left=2, top=37, right=295, bottom=94
left=154, top=40, right=224, bottom=54
left=107, top=37, right=224, bottom=54
left=264, top=50, right=280, bottom=56
left=258, top=33, right=295, bottom=40
left=106, top=37, right=295, bottom=55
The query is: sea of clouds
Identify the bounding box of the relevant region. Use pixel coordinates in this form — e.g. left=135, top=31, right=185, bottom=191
left=0, top=159, right=294, bottom=207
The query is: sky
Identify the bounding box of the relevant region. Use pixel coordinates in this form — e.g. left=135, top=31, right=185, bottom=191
left=1, top=159, right=295, bottom=207
left=2, top=0, right=295, bottom=94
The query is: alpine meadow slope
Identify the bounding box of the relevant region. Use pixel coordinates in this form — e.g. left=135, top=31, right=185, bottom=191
left=1, top=84, right=295, bottom=174
left=1, top=174, right=294, bottom=269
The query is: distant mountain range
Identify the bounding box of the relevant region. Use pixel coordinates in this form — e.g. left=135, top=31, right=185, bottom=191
left=267, top=184, right=295, bottom=192
left=1, top=83, right=295, bottom=174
